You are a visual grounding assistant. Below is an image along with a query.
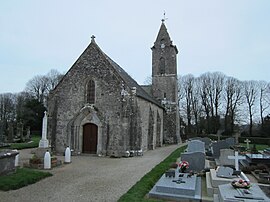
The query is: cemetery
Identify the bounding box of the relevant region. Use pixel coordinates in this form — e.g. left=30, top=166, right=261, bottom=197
left=147, top=137, right=270, bottom=201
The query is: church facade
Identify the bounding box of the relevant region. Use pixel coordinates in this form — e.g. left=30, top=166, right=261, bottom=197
left=47, top=21, right=181, bottom=157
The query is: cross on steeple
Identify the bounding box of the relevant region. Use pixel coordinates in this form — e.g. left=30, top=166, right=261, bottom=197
left=91, top=35, right=96, bottom=42
left=161, top=11, right=168, bottom=23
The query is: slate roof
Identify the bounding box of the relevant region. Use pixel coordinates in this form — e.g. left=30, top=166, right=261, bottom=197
left=101, top=47, right=162, bottom=107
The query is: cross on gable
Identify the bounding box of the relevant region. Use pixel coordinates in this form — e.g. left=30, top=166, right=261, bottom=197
left=91, top=35, right=96, bottom=42
left=228, top=151, right=245, bottom=171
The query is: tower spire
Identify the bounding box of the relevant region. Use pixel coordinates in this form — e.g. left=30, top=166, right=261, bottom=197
left=161, top=11, right=168, bottom=23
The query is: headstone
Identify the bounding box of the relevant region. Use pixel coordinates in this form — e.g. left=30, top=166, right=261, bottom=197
left=228, top=151, right=245, bottom=171
left=17, top=122, right=24, bottom=142
left=244, top=138, right=251, bottom=149
left=201, top=137, right=211, bottom=150
left=39, top=111, right=49, bottom=148
left=216, top=166, right=234, bottom=178
left=0, top=150, right=19, bottom=175
left=217, top=129, right=223, bottom=141
left=187, top=140, right=205, bottom=153
left=234, top=132, right=240, bottom=145
left=218, top=149, right=234, bottom=166
left=181, top=152, right=205, bottom=172
left=64, top=146, right=71, bottom=163
left=26, top=126, right=31, bottom=141
left=225, top=137, right=235, bottom=147
left=212, top=140, right=229, bottom=158
left=12, top=149, right=19, bottom=167
left=44, top=150, right=51, bottom=169
left=7, top=122, right=14, bottom=143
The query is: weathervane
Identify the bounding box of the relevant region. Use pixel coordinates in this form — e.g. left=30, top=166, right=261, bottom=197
left=162, top=11, right=168, bottom=22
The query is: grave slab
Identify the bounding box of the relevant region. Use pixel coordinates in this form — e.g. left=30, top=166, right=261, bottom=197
left=218, top=183, right=269, bottom=202
left=149, top=170, right=201, bottom=201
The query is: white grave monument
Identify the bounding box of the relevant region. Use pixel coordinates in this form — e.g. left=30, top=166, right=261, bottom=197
left=65, top=146, right=71, bottom=163
left=44, top=150, right=51, bottom=169
left=39, top=111, right=49, bottom=148
left=228, top=151, right=245, bottom=171
left=244, top=138, right=251, bottom=149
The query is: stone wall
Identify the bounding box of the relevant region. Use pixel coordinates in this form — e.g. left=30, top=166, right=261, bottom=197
left=48, top=41, right=165, bottom=157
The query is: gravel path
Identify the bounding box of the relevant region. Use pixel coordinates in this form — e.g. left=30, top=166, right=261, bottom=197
left=0, top=144, right=182, bottom=202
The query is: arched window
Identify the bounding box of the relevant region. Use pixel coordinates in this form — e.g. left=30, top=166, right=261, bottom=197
left=159, top=57, right=165, bottom=74
left=86, top=80, right=95, bottom=104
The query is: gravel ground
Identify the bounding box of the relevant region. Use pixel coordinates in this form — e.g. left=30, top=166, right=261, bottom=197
left=0, top=144, right=181, bottom=202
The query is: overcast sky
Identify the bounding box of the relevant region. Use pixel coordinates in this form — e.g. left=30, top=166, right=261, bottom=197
left=1, top=0, right=270, bottom=94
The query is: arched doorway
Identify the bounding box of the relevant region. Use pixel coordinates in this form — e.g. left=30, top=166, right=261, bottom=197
left=83, top=123, right=98, bottom=154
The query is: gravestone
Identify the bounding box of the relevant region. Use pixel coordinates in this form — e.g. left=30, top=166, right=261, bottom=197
left=216, top=166, right=234, bottom=178
left=234, top=132, right=240, bottom=145
left=212, top=140, right=229, bottom=158
left=218, top=149, right=234, bottom=167
left=228, top=151, right=245, bottom=171
left=17, top=122, right=24, bottom=142
left=7, top=122, right=14, bottom=143
left=39, top=111, right=49, bottom=148
left=26, top=126, right=31, bottom=141
left=0, top=150, right=19, bottom=175
left=201, top=137, right=211, bottom=151
left=181, top=152, right=205, bottom=172
left=244, top=138, right=251, bottom=149
left=149, top=169, right=201, bottom=201
left=187, top=140, right=205, bottom=153
left=225, top=137, right=235, bottom=147
left=217, top=129, right=223, bottom=141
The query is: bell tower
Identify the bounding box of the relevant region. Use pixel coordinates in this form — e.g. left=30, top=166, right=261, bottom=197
left=151, top=20, right=181, bottom=144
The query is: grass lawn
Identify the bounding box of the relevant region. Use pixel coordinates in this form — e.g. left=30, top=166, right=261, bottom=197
left=240, top=143, right=269, bottom=151
left=0, top=168, right=52, bottom=191
left=118, top=145, right=187, bottom=202
left=9, top=136, right=41, bottom=150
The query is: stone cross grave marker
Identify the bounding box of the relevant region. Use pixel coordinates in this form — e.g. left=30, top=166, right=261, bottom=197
left=244, top=138, right=251, bottom=149
left=228, top=151, right=245, bottom=171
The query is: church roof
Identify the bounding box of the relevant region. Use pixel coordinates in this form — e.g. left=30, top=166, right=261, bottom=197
left=98, top=42, right=162, bottom=107
left=51, top=36, right=162, bottom=108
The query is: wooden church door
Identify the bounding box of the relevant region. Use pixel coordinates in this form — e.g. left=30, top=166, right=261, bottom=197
left=83, top=123, right=98, bottom=154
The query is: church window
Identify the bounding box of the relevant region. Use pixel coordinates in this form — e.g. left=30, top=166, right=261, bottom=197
left=159, top=57, right=165, bottom=74
left=86, top=80, right=95, bottom=104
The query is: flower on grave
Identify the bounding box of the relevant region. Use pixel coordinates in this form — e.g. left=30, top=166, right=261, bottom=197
left=231, top=179, right=251, bottom=189
left=178, top=161, right=189, bottom=173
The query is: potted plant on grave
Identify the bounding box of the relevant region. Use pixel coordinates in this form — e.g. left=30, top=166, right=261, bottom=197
left=178, top=161, right=189, bottom=173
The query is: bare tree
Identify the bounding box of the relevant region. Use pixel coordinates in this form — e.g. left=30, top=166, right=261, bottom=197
left=25, top=69, right=63, bottom=104
left=258, top=81, right=269, bottom=128
left=243, top=81, right=258, bottom=136
left=191, top=78, right=202, bottom=134
left=223, top=77, right=243, bottom=134
left=179, top=75, right=194, bottom=136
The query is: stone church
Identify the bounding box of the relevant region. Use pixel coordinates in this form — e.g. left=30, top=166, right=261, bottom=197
left=47, top=21, right=181, bottom=157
